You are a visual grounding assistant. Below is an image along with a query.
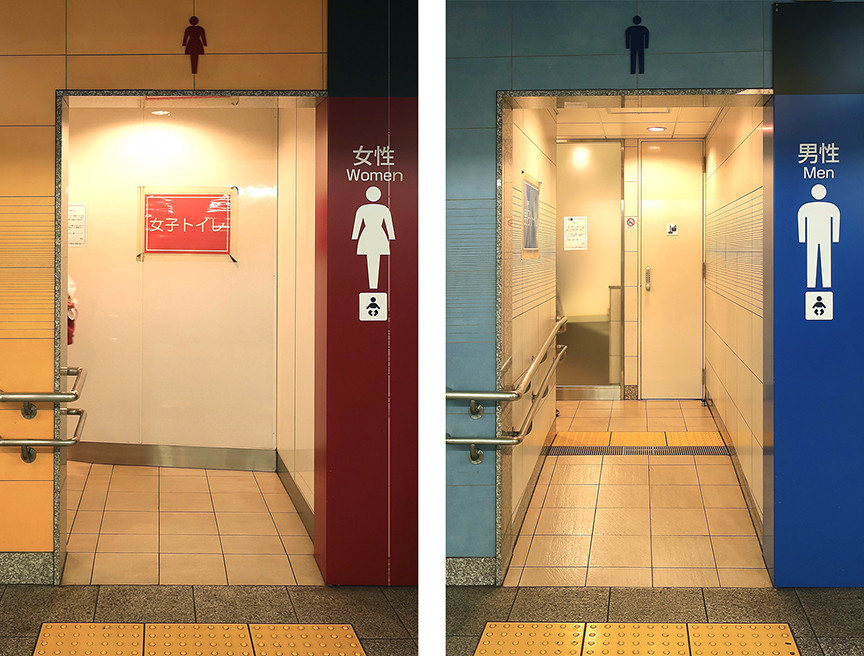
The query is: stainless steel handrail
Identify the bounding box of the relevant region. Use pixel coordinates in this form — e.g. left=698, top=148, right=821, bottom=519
left=445, top=316, right=567, bottom=412
left=0, top=367, right=87, bottom=404
left=446, top=344, right=567, bottom=463
left=0, top=407, right=87, bottom=448
left=0, top=407, right=87, bottom=462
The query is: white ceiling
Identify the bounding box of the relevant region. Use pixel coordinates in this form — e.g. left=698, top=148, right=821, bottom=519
left=556, top=105, right=722, bottom=139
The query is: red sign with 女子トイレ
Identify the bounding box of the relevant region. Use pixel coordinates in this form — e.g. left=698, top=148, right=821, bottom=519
left=143, top=193, right=231, bottom=254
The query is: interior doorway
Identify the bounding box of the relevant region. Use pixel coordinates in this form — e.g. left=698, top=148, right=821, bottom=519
left=60, top=92, right=321, bottom=585
left=500, top=91, right=773, bottom=588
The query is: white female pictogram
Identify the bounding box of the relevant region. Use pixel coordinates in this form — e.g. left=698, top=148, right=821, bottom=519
left=352, top=185, right=395, bottom=289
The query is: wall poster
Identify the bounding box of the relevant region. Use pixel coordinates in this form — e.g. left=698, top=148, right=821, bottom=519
left=521, top=176, right=540, bottom=259
left=140, top=187, right=236, bottom=256
left=68, top=203, right=87, bottom=247
left=564, top=216, right=588, bottom=250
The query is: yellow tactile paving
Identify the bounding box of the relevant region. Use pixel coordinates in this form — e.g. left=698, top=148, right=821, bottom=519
left=554, top=432, right=610, bottom=447
left=583, top=623, right=689, bottom=655
left=688, top=624, right=800, bottom=656
left=144, top=624, right=253, bottom=656
left=666, top=432, right=725, bottom=447
left=249, top=624, right=366, bottom=656
left=610, top=431, right=667, bottom=446
left=36, top=624, right=144, bottom=656
left=473, top=622, right=585, bottom=655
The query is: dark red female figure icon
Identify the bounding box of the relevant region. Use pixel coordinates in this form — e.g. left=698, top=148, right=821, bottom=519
left=182, top=16, right=207, bottom=74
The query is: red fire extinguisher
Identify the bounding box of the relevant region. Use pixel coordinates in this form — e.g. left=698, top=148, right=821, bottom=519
left=67, top=277, right=78, bottom=345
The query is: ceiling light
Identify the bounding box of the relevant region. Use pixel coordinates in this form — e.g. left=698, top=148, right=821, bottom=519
left=647, top=126, right=666, bottom=132
left=151, top=110, right=170, bottom=116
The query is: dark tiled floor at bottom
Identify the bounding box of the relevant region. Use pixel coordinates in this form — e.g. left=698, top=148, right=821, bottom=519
left=446, top=586, right=864, bottom=656
left=0, top=585, right=417, bottom=656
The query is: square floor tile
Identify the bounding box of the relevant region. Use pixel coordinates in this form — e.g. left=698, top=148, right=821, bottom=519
left=160, top=478, right=211, bottom=493
left=543, top=484, right=599, bottom=508
left=224, top=554, right=296, bottom=584
left=685, top=418, right=720, bottom=431
left=109, top=477, right=158, bottom=493
left=263, top=494, right=297, bottom=513
left=711, top=536, right=766, bottom=568
left=593, top=508, right=650, bottom=535
left=220, top=535, right=286, bottom=554
left=289, top=554, right=325, bottom=585
left=520, top=508, right=541, bottom=535
left=697, top=464, right=740, bottom=486
left=608, top=418, right=649, bottom=431
left=570, top=418, right=611, bottom=431
left=647, top=419, right=687, bottom=431
left=717, top=568, right=773, bottom=587
left=596, top=485, right=649, bottom=508
left=159, top=553, right=227, bottom=585
left=652, top=567, right=719, bottom=587
left=534, top=507, right=594, bottom=535
left=66, top=533, right=98, bottom=553
left=519, top=567, right=587, bottom=586
left=100, top=511, right=158, bottom=535
left=217, top=512, right=279, bottom=536
left=503, top=567, right=521, bottom=587
left=159, top=492, right=213, bottom=512
left=650, top=508, right=709, bottom=535
left=160, top=512, right=218, bottom=535
left=61, top=552, right=94, bottom=584
left=650, top=485, right=704, bottom=508
left=97, top=534, right=159, bottom=553
left=652, top=535, right=715, bottom=568
left=600, top=465, right=648, bottom=485
left=576, top=407, right=613, bottom=418
left=647, top=407, right=686, bottom=418
left=71, top=510, right=103, bottom=533
left=91, top=552, right=158, bottom=584
left=211, top=492, right=268, bottom=513
left=105, top=492, right=158, bottom=512
left=649, top=465, right=699, bottom=486
left=550, top=464, right=602, bottom=485
left=706, top=508, right=757, bottom=535
left=588, top=535, right=651, bottom=568
left=160, top=534, right=222, bottom=554
left=510, top=535, right=531, bottom=568
left=701, top=485, right=747, bottom=508
left=586, top=567, right=651, bottom=587
left=271, top=512, right=307, bottom=535
left=524, top=535, right=591, bottom=567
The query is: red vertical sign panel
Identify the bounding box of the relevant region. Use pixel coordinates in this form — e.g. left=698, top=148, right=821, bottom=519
left=315, top=97, right=418, bottom=584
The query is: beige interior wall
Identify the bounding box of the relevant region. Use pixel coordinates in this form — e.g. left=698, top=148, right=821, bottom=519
left=0, top=0, right=325, bottom=555
left=705, top=106, right=765, bottom=516
left=67, top=100, right=280, bottom=451
left=508, top=102, right=558, bottom=525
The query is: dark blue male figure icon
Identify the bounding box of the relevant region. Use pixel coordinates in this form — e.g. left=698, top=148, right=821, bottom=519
left=625, top=15, right=649, bottom=74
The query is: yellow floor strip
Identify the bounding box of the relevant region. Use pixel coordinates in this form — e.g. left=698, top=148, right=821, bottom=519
left=610, top=431, right=667, bottom=446
left=583, top=623, right=689, bottom=655
left=666, top=432, right=724, bottom=447
left=473, top=623, right=585, bottom=655
left=554, top=432, right=610, bottom=447
left=249, top=624, right=366, bottom=656
left=474, top=623, right=800, bottom=656
left=688, top=624, right=799, bottom=656
left=36, top=624, right=143, bottom=656
left=35, top=624, right=365, bottom=656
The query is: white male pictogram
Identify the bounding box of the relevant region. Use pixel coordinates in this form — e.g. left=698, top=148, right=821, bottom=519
left=798, top=183, right=840, bottom=288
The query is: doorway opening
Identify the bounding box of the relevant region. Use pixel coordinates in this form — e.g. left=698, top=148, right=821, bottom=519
left=60, top=92, right=322, bottom=585
left=500, top=91, right=773, bottom=587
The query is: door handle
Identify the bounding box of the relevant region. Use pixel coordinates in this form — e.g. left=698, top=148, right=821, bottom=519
left=645, top=266, right=651, bottom=291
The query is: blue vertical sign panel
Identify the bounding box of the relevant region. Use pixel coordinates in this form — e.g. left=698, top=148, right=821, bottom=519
left=774, top=94, right=864, bottom=586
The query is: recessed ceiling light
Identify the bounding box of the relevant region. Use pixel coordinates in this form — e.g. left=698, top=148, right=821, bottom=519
left=647, top=126, right=666, bottom=132
left=151, top=110, right=171, bottom=116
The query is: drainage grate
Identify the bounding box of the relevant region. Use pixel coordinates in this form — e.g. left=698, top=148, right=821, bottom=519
left=549, top=445, right=729, bottom=456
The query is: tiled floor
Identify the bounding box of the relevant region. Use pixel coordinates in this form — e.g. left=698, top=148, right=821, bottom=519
left=555, top=400, right=718, bottom=433
left=64, top=462, right=323, bottom=586
left=507, top=408, right=771, bottom=588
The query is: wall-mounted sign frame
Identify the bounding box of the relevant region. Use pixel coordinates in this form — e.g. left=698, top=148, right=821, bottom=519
left=521, top=175, right=541, bottom=259
left=139, top=186, right=237, bottom=256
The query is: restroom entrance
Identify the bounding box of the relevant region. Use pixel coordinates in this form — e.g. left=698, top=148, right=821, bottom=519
left=499, top=91, right=773, bottom=587
left=61, top=92, right=320, bottom=584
